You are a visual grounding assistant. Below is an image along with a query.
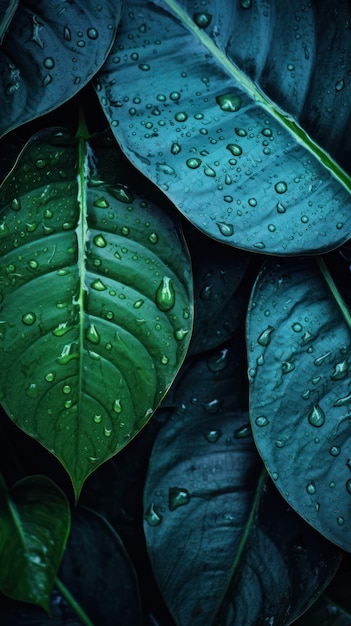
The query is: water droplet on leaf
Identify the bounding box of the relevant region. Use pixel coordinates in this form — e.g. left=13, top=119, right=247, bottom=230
left=156, top=276, right=175, bottom=311
left=308, top=404, right=325, bottom=427
left=216, top=93, right=242, bottom=112
left=193, top=12, right=212, bottom=27
left=169, top=487, right=190, bottom=511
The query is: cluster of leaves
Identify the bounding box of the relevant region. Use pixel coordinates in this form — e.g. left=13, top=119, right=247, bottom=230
left=1, top=0, right=351, bottom=624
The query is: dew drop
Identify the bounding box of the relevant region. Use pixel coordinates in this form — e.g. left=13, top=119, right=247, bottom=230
left=109, top=185, right=134, bottom=203
left=160, top=355, right=169, bottom=365
left=156, top=276, right=175, bottom=312
left=248, top=198, right=257, bottom=207
left=275, top=181, right=288, bottom=194
left=276, top=202, right=286, bottom=213
left=331, top=360, right=348, bottom=380
left=330, top=446, right=341, bottom=457
left=133, top=299, right=144, bottom=309
left=91, top=279, right=107, bottom=291
left=292, top=322, right=302, bottom=332
left=170, top=91, right=181, bottom=101
left=171, top=142, right=181, bottom=155
left=93, top=196, right=110, bottom=208
left=241, top=0, right=252, bottom=7
left=175, top=111, right=188, bottom=122
left=22, top=312, right=36, bottom=325
left=226, top=143, right=242, bottom=156
left=43, top=57, right=55, bottom=69
left=216, top=222, right=234, bottom=236
left=35, top=158, right=46, bottom=170
left=193, top=12, right=212, bottom=27
left=93, top=414, right=102, bottom=424
left=204, top=429, right=222, bottom=442
left=255, top=416, right=269, bottom=427
left=308, top=404, right=325, bottom=427
left=26, top=383, right=38, bottom=398
left=337, top=516, right=345, bottom=526
left=148, top=232, right=158, bottom=244
left=138, top=64, right=150, bottom=71
left=93, top=234, right=107, bottom=248
left=334, top=393, right=351, bottom=407
left=169, top=487, right=190, bottom=511
left=87, top=27, right=99, bottom=39
left=63, top=25, right=71, bottom=40
left=335, top=79, right=345, bottom=91
left=186, top=158, right=201, bottom=169
left=261, top=127, right=272, bottom=137
left=28, top=260, right=38, bottom=271
left=145, top=503, right=162, bottom=526
left=257, top=325, right=274, bottom=346
left=45, top=372, right=56, bottom=382
left=306, top=482, right=316, bottom=495
left=104, top=427, right=112, bottom=437
left=204, top=165, right=216, bottom=177
left=234, top=424, right=251, bottom=438
left=282, top=361, right=295, bottom=374
left=62, top=385, right=71, bottom=395
left=174, top=328, right=189, bottom=341
left=86, top=323, right=100, bottom=345
left=208, top=348, right=228, bottom=372
left=216, top=93, right=242, bottom=112
left=235, top=127, right=247, bottom=137
left=11, top=198, right=21, bottom=211
left=113, top=399, right=122, bottom=414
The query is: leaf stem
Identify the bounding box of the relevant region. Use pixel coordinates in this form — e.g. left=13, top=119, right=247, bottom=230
left=162, top=0, right=351, bottom=194
left=316, top=256, right=351, bottom=331
left=55, top=577, right=95, bottom=626
left=210, top=466, right=267, bottom=625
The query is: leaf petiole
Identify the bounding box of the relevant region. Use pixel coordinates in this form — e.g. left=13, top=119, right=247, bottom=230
left=316, top=256, right=351, bottom=331
left=55, top=577, right=96, bottom=626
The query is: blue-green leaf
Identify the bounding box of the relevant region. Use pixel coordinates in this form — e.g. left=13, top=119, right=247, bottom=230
left=94, top=0, right=351, bottom=255
left=247, top=257, right=351, bottom=551
left=0, top=127, right=193, bottom=498
left=0, top=0, right=122, bottom=137
left=0, top=474, right=70, bottom=612
left=144, top=342, right=340, bottom=625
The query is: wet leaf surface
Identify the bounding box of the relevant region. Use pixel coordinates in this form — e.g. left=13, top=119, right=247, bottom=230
left=144, top=341, right=340, bottom=625
left=0, top=474, right=70, bottom=612
left=0, top=0, right=122, bottom=136
left=95, top=0, right=351, bottom=254
left=247, top=256, right=351, bottom=551
left=0, top=127, right=193, bottom=497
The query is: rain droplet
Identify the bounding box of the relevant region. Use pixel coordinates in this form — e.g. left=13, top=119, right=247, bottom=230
left=276, top=202, right=286, bottom=213
left=170, top=91, right=181, bottom=101
left=91, top=279, right=107, bottom=291
left=235, top=127, right=247, bottom=137
left=86, top=323, right=100, bottom=345
left=62, top=385, right=71, bottom=395
left=104, top=427, right=112, bottom=437
left=275, top=181, right=288, bottom=194
left=204, top=429, right=222, bottom=442
left=160, top=355, right=169, bottom=365
left=241, top=0, right=252, bottom=7
left=28, top=260, right=39, bottom=270
left=282, top=361, right=295, bottom=374
left=337, top=516, right=345, bottom=526
left=133, top=299, right=144, bottom=309
left=334, top=393, right=351, bottom=407
left=43, top=57, right=55, bottom=69
left=45, top=372, right=56, bottom=382
left=93, top=414, right=102, bottom=423
left=109, top=185, right=134, bottom=203
left=93, top=197, right=110, bottom=208
left=308, top=405, right=325, bottom=427
left=186, top=158, right=201, bottom=169
left=174, top=328, right=189, bottom=341
left=26, top=383, right=38, bottom=398
left=113, top=399, right=122, bottom=414
left=93, top=234, right=107, bottom=248
left=145, top=503, right=162, bottom=526
left=292, top=322, right=302, bottom=332
left=175, top=111, right=188, bottom=122
left=148, top=232, right=158, bottom=244
left=306, top=482, right=316, bottom=495
left=169, top=487, right=190, bottom=511
left=346, top=479, right=351, bottom=494
left=234, top=425, right=251, bottom=438
left=335, top=79, right=345, bottom=91
left=257, top=326, right=274, bottom=346
left=216, top=222, right=234, bottom=236
left=63, top=25, right=71, bottom=41
left=193, top=12, right=212, bottom=27
left=261, top=128, right=272, bottom=137
left=208, top=348, right=228, bottom=371
left=331, top=360, right=348, bottom=380
left=11, top=198, right=21, bottom=211
left=156, top=276, right=175, bottom=311
left=204, top=165, right=216, bottom=177
left=138, top=63, right=150, bottom=71
left=226, top=143, right=242, bottom=156
left=87, top=27, right=99, bottom=39
left=330, top=446, right=341, bottom=457
left=22, top=312, right=36, bottom=325
left=216, top=93, right=242, bottom=112
left=255, top=416, right=269, bottom=427
left=171, top=142, right=181, bottom=155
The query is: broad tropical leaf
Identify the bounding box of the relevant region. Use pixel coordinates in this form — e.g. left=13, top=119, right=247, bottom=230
left=94, top=0, right=351, bottom=255
left=0, top=127, right=193, bottom=498
left=0, top=0, right=122, bottom=137
left=0, top=474, right=70, bottom=612
left=247, top=257, right=351, bottom=551
left=144, top=341, right=340, bottom=625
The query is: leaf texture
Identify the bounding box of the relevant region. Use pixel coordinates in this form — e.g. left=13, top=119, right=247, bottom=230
left=0, top=128, right=193, bottom=498
left=0, top=0, right=122, bottom=136
left=94, top=0, right=351, bottom=255
left=247, top=257, right=351, bottom=551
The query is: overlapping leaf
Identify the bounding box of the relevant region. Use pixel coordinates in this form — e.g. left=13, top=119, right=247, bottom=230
left=0, top=474, right=70, bottom=612
left=144, top=341, right=340, bottom=625
left=0, top=127, right=193, bottom=498
left=95, top=0, right=351, bottom=255
left=247, top=257, right=351, bottom=551
left=0, top=0, right=122, bottom=137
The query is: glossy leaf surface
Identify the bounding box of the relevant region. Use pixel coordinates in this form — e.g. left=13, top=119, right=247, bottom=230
left=0, top=474, right=70, bottom=612
left=0, top=128, right=193, bottom=498
left=247, top=257, right=351, bottom=551
left=144, top=342, right=340, bottom=625
left=0, top=0, right=122, bottom=137
left=95, top=0, right=351, bottom=255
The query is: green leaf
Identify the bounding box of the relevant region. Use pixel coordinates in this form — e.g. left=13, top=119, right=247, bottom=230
left=0, top=0, right=122, bottom=137
left=94, top=0, right=351, bottom=255
left=0, top=128, right=193, bottom=498
left=143, top=342, right=340, bottom=625
left=0, top=474, right=70, bottom=612
left=0, top=0, right=18, bottom=44
left=247, top=257, right=351, bottom=551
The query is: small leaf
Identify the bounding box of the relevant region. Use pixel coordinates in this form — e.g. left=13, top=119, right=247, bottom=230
left=0, top=128, right=193, bottom=498
left=0, top=0, right=122, bottom=136
left=144, top=342, right=340, bottom=625
left=0, top=474, right=70, bottom=612
left=95, top=0, right=351, bottom=254
left=247, top=257, right=351, bottom=551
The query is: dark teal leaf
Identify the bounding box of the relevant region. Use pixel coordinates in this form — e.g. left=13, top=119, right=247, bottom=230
left=143, top=342, right=340, bottom=625
left=0, top=0, right=122, bottom=137
left=247, top=257, right=351, bottom=551
left=0, top=0, right=18, bottom=44
left=0, top=474, right=70, bottom=612
left=94, top=0, right=351, bottom=255
left=0, top=128, right=193, bottom=498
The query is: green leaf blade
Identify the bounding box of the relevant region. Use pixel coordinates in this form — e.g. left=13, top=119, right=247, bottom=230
left=95, top=0, right=351, bottom=255
left=0, top=129, right=193, bottom=498
left=0, top=474, right=70, bottom=612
